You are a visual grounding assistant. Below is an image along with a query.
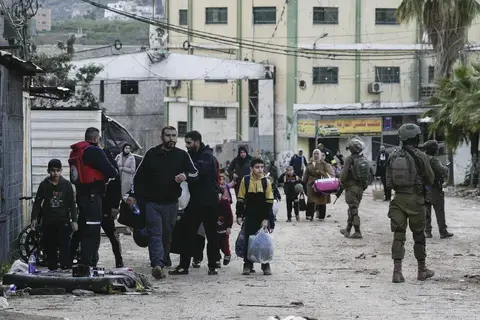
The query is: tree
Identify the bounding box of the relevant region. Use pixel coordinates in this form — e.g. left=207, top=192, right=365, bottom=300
left=396, top=0, right=480, bottom=78
left=31, top=53, right=103, bottom=108
left=426, top=63, right=480, bottom=185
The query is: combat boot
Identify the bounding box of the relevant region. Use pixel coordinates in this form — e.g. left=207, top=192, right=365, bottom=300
left=350, top=226, right=363, bottom=239
left=440, top=230, right=454, bottom=239
left=417, top=260, right=435, bottom=281
left=340, top=225, right=351, bottom=238
left=392, top=259, right=405, bottom=283
left=425, top=231, right=433, bottom=238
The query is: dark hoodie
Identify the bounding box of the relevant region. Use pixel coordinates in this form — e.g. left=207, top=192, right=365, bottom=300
left=188, top=143, right=219, bottom=207
left=227, top=146, right=252, bottom=180
left=103, top=148, right=122, bottom=210
left=32, top=176, right=77, bottom=224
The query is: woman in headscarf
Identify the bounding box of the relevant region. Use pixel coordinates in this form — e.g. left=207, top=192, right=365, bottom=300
left=227, top=146, right=252, bottom=197
left=303, top=149, right=335, bottom=221
left=115, top=143, right=136, bottom=196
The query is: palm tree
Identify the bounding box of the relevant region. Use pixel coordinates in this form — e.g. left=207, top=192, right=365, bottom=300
left=426, top=63, right=480, bottom=185
left=396, top=0, right=480, bottom=78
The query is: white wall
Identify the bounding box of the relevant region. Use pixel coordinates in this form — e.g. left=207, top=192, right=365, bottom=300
left=453, top=142, right=471, bottom=185
left=30, top=109, right=102, bottom=194
left=191, top=106, right=237, bottom=147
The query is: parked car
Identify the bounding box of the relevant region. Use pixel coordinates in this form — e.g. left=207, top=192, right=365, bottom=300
left=317, top=124, right=340, bottom=137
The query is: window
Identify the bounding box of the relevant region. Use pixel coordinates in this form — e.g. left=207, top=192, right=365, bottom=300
left=312, top=67, right=339, bottom=84
left=179, top=9, right=187, bottom=25
left=313, top=7, right=339, bottom=24
left=177, top=121, right=187, bottom=136
left=375, top=8, right=398, bottom=25
left=428, top=66, right=435, bottom=83
left=204, top=107, right=227, bottom=119
left=99, top=80, right=104, bottom=102
left=253, top=7, right=276, bottom=24
left=205, top=7, right=228, bottom=24
left=120, top=80, right=139, bottom=94
left=205, top=79, right=228, bottom=83
left=375, top=67, right=400, bottom=83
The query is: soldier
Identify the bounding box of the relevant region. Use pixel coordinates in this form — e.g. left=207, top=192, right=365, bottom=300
left=386, top=124, right=435, bottom=283
left=339, top=137, right=370, bottom=239
left=420, top=140, right=453, bottom=239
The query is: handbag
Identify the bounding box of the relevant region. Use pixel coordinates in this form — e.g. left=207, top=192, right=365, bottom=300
left=298, top=192, right=307, bottom=211
left=312, top=173, right=340, bottom=195
left=118, top=200, right=145, bottom=229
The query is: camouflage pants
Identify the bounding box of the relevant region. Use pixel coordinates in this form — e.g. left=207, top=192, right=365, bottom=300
left=388, top=193, right=426, bottom=260
left=344, top=185, right=364, bottom=228
left=425, top=188, right=447, bottom=233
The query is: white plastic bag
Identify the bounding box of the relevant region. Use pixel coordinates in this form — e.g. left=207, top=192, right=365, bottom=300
left=272, top=200, right=279, bottom=217
left=178, top=182, right=190, bottom=210
left=247, top=228, right=274, bottom=264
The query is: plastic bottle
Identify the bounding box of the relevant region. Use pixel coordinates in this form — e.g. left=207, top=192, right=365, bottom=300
left=28, top=254, right=36, bottom=274
left=132, top=203, right=140, bottom=215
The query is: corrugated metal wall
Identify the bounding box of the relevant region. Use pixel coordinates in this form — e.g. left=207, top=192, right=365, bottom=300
left=30, top=109, right=102, bottom=195
left=0, top=68, right=25, bottom=263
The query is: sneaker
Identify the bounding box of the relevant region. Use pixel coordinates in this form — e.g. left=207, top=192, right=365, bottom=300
left=242, top=263, right=250, bottom=276
left=192, top=260, right=201, bottom=268
left=262, top=263, right=272, bottom=276
left=425, top=231, right=433, bottom=238
left=152, top=266, right=166, bottom=279
left=295, top=215, right=300, bottom=222
left=223, top=255, right=231, bottom=266
left=208, top=268, right=218, bottom=275
left=215, top=261, right=222, bottom=269
left=168, top=267, right=189, bottom=275
left=250, top=268, right=256, bottom=273
left=286, top=219, right=292, bottom=222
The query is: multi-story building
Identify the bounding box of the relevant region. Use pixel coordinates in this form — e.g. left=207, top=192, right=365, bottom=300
left=105, top=1, right=154, bottom=20
left=35, top=8, right=51, bottom=32
left=162, top=0, right=480, bottom=163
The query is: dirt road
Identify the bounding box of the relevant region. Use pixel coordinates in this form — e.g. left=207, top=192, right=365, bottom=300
left=5, top=189, right=480, bottom=319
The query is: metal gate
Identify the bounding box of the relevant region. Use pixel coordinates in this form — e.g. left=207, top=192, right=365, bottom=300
left=0, top=68, right=25, bottom=263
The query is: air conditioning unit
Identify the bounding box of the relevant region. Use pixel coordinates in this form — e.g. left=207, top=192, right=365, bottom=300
left=368, top=82, right=383, bottom=94
left=165, top=80, right=180, bottom=88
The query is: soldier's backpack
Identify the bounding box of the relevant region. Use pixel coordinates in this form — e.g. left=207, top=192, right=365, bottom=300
left=351, top=155, right=373, bottom=188
left=389, top=149, right=418, bottom=188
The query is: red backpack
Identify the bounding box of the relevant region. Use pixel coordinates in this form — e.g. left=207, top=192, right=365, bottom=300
left=69, top=141, right=106, bottom=185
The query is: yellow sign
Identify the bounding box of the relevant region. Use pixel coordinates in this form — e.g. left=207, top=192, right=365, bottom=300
left=317, top=118, right=382, bottom=136
left=297, top=120, right=316, bottom=137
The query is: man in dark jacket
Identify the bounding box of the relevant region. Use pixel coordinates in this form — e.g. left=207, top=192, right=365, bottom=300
left=128, top=126, right=198, bottom=280
left=169, top=130, right=220, bottom=276
left=318, top=143, right=334, bottom=164
left=227, top=146, right=252, bottom=196
left=70, top=127, right=118, bottom=267
left=376, top=145, right=391, bottom=201
left=289, top=149, right=307, bottom=178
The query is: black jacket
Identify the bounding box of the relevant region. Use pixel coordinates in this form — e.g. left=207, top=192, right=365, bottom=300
left=133, top=145, right=198, bottom=204
left=103, top=149, right=122, bottom=210
left=376, top=151, right=389, bottom=176
left=77, top=142, right=118, bottom=195
left=32, top=176, right=77, bottom=224
left=187, top=143, right=219, bottom=207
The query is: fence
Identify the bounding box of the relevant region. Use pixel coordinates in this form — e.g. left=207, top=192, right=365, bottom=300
left=0, top=68, right=25, bottom=263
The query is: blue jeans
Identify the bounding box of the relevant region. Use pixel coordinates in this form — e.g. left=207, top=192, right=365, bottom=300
left=145, top=202, right=178, bottom=268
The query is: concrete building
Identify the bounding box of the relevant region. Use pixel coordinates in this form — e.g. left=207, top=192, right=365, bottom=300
left=162, top=0, right=480, bottom=164
left=35, top=8, right=51, bottom=32
left=105, top=1, right=154, bottom=20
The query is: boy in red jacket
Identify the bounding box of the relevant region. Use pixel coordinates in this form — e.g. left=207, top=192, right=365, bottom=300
left=216, top=187, right=234, bottom=266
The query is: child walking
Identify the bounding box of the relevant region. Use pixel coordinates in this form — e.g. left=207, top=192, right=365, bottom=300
left=278, top=166, right=302, bottom=222
left=216, top=186, right=234, bottom=266
left=31, top=159, right=77, bottom=271
left=220, top=175, right=235, bottom=204
left=236, top=158, right=274, bottom=276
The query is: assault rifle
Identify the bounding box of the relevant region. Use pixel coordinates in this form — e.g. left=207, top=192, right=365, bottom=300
left=333, top=187, right=344, bottom=205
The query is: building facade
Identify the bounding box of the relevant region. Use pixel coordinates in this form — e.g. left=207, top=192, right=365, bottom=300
left=162, top=0, right=480, bottom=162
left=105, top=1, right=154, bottom=20
left=35, top=8, right=52, bottom=32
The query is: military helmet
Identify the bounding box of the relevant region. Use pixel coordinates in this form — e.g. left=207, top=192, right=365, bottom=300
left=419, top=139, right=439, bottom=150
left=347, top=137, right=365, bottom=153
left=397, top=123, right=422, bottom=141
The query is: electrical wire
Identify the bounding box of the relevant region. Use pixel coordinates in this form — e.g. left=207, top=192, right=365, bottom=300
left=78, top=0, right=435, bottom=61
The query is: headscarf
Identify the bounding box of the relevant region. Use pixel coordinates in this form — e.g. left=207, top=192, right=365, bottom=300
left=237, top=146, right=249, bottom=167
left=311, top=149, right=322, bottom=163
left=122, top=143, right=132, bottom=156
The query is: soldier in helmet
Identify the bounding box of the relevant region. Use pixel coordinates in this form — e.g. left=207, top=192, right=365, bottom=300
left=419, top=140, right=453, bottom=239
left=386, top=124, right=435, bottom=283
left=339, top=136, right=370, bottom=239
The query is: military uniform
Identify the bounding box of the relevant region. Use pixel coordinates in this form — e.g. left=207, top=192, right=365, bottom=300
left=420, top=140, right=453, bottom=239
left=386, top=124, right=435, bottom=283
left=339, top=138, right=366, bottom=239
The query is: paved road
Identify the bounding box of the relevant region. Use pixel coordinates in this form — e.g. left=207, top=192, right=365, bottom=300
left=5, top=188, right=480, bottom=319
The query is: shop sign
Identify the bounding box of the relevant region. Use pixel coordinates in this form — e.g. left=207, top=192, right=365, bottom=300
left=297, top=119, right=316, bottom=137
left=317, top=118, right=382, bottom=136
